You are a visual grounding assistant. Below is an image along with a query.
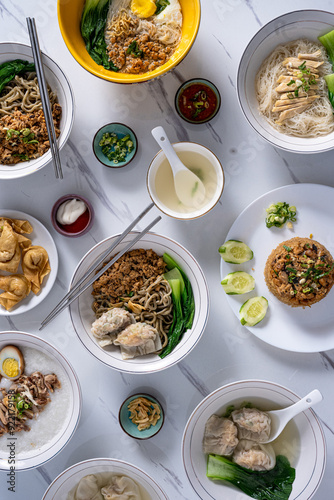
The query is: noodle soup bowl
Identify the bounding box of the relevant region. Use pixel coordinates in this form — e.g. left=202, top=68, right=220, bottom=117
left=0, top=42, right=74, bottom=179
left=69, top=231, right=209, bottom=374
left=238, top=10, right=334, bottom=154
left=57, top=0, right=201, bottom=84
left=182, top=379, right=326, bottom=500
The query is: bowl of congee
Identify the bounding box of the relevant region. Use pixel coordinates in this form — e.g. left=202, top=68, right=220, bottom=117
left=237, top=10, right=334, bottom=153
left=57, top=0, right=201, bottom=84
left=147, top=141, right=224, bottom=220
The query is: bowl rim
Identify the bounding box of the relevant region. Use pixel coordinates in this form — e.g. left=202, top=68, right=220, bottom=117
left=51, top=193, right=94, bottom=237
left=0, top=41, right=74, bottom=176
left=0, top=331, right=82, bottom=471
left=57, top=0, right=201, bottom=84
left=69, top=230, right=210, bottom=374
left=182, top=378, right=327, bottom=500
left=147, top=141, right=225, bottom=220
left=92, top=122, right=138, bottom=168
left=175, top=78, right=221, bottom=124
left=236, top=9, right=334, bottom=154
left=118, top=393, right=165, bottom=440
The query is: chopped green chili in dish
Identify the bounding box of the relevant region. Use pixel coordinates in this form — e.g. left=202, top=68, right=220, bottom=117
left=99, top=132, right=134, bottom=163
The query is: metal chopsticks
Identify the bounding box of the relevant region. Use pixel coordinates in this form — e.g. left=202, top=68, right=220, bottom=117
left=40, top=203, right=160, bottom=329
left=26, top=17, right=63, bottom=179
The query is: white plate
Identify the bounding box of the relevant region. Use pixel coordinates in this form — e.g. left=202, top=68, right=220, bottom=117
left=237, top=10, right=334, bottom=154
left=69, top=231, right=209, bottom=374
left=0, top=209, right=58, bottom=315
left=42, top=458, right=168, bottom=499
left=0, top=331, right=81, bottom=471
left=182, top=380, right=326, bottom=500
left=220, top=183, right=334, bottom=352
left=0, top=42, right=74, bottom=179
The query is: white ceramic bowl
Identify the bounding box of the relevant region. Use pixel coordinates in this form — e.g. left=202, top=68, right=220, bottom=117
left=0, top=209, right=58, bottom=316
left=147, top=142, right=224, bottom=220
left=0, top=42, right=74, bottom=179
left=0, top=331, right=81, bottom=471
left=182, top=379, right=326, bottom=500
left=69, top=231, right=209, bottom=374
left=237, top=10, right=334, bottom=154
left=42, top=458, right=168, bottom=499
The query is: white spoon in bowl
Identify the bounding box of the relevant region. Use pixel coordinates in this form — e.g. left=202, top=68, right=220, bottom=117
left=263, top=389, right=323, bottom=443
left=151, top=126, right=206, bottom=208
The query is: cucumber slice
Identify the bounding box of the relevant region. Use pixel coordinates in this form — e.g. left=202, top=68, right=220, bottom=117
left=239, top=296, right=268, bottom=326
left=219, top=240, right=253, bottom=264
left=221, top=272, right=255, bottom=295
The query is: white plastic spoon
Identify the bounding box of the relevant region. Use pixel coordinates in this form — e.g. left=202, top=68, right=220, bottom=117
left=263, top=389, right=323, bottom=443
left=151, top=126, right=206, bottom=208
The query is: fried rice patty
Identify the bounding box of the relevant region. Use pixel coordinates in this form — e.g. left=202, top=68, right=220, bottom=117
left=264, top=237, right=334, bottom=307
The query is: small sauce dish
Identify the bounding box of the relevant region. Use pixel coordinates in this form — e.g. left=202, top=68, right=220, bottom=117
left=51, top=194, right=94, bottom=237
left=175, top=78, right=221, bottom=124
left=119, top=393, right=164, bottom=440
left=147, top=141, right=224, bottom=220
left=93, top=123, right=138, bottom=168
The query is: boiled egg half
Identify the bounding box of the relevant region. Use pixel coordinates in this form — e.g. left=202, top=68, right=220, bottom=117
left=130, top=0, right=156, bottom=18
left=0, top=345, right=25, bottom=379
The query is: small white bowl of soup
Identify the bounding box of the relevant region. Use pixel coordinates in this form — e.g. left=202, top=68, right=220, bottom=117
left=147, top=142, right=224, bottom=220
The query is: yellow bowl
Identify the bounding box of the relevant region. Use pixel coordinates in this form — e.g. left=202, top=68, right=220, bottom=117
left=57, top=0, right=201, bottom=84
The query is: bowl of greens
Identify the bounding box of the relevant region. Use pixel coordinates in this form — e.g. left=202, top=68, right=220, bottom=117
left=93, top=123, right=138, bottom=168
left=69, top=231, right=209, bottom=374
left=182, top=379, right=326, bottom=500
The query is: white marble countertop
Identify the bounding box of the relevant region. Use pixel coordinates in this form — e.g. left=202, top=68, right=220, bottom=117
left=1, top=0, right=334, bottom=499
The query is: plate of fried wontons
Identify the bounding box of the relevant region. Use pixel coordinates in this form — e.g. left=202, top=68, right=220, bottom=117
left=0, top=210, right=58, bottom=315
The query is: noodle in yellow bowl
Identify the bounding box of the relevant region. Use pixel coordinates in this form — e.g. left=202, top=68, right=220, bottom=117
left=57, top=0, right=201, bottom=84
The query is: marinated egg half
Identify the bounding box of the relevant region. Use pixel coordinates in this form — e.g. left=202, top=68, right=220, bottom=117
left=0, top=345, right=25, bottom=379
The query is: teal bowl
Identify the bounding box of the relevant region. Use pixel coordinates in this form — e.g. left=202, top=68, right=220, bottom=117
left=93, top=123, right=138, bottom=168
left=119, top=394, right=164, bottom=440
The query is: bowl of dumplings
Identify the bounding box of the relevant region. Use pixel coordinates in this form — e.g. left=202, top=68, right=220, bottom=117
left=42, top=457, right=168, bottom=499
left=0, top=210, right=58, bottom=315
left=182, top=379, right=326, bottom=500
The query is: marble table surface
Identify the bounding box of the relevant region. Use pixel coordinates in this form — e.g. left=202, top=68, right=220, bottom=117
left=1, top=0, right=334, bottom=498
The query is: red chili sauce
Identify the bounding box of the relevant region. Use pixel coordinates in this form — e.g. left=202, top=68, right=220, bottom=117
left=178, top=83, right=218, bottom=122
left=58, top=210, right=90, bottom=234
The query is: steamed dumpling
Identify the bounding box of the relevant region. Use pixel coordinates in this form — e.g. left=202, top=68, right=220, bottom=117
left=114, top=322, right=162, bottom=359
left=22, top=245, right=50, bottom=294
left=67, top=474, right=104, bottom=500
left=203, top=415, right=239, bottom=456
left=232, top=439, right=276, bottom=471
left=231, top=407, right=271, bottom=442
left=101, top=475, right=142, bottom=499
left=0, top=221, right=20, bottom=273
left=91, top=308, right=135, bottom=347
left=0, top=274, right=31, bottom=310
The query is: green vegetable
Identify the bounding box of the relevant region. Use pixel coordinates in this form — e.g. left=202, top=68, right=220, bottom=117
left=207, top=454, right=295, bottom=500
left=265, top=202, right=297, bottom=228
left=221, top=271, right=255, bottom=295
left=324, top=74, right=334, bottom=109
left=159, top=253, right=195, bottom=358
left=219, top=240, right=253, bottom=264
left=15, top=395, right=32, bottom=416
left=155, top=0, right=170, bottom=15
left=126, top=41, right=144, bottom=58
left=81, top=0, right=119, bottom=72
left=99, top=132, right=134, bottom=163
left=239, top=296, right=268, bottom=327
left=319, top=29, right=334, bottom=69
left=0, top=59, right=35, bottom=94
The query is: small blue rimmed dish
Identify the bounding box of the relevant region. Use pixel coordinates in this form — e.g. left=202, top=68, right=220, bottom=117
left=119, top=393, right=164, bottom=440
left=93, top=123, right=138, bottom=168
left=175, top=78, right=221, bottom=124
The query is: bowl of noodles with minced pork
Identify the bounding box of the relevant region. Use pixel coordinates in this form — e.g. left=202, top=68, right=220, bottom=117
left=57, top=0, right=201, bottom=84
left=237, top=10, right=334, bottom=154
left=69, top=231, right=209, bottom=374
left=0, top=42, right=74, bottom=179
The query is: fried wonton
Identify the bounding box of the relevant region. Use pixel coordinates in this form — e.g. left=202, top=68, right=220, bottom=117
left=22, top=245, right=50, bottom=294
left=0, top=221, right=21, bottom=273
left=0, top=274, right=31, bottom=310
left=0, top=217, right=33, bottom=234
left=16, top=233, right=32, bottom=250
